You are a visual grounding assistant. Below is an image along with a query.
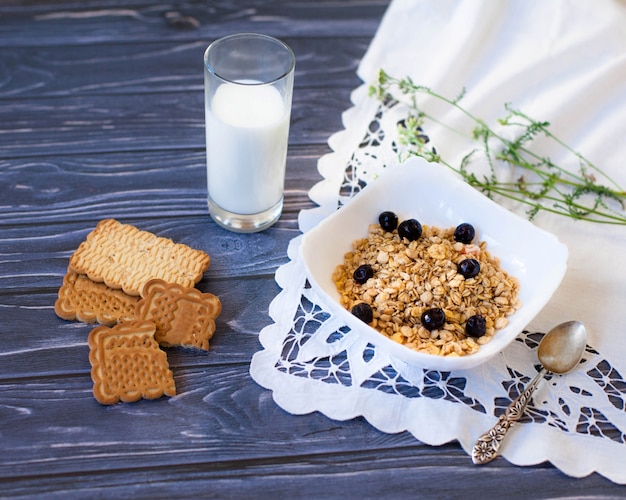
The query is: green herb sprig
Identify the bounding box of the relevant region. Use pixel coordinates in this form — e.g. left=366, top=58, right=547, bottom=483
left=369, top=69, right=626, bottom=224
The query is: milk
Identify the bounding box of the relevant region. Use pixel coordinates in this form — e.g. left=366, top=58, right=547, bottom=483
left=205, top=82, right=290, bottom=215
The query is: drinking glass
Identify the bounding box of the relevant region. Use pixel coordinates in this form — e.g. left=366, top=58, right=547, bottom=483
left=204, top=33, right=295, bottom=232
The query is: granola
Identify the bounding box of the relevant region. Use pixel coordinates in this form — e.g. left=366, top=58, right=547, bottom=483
left=332, top=220, right=521, bottom=357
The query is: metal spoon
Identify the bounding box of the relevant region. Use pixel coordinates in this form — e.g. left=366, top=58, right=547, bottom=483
left=471, top=320, right=587, bottom=465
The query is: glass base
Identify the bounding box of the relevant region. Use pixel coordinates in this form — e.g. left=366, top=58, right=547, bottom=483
left=208, top=196, right=283, bottom=233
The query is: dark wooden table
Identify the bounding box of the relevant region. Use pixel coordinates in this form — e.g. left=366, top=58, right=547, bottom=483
left=1, top=1, right=623, bottom=497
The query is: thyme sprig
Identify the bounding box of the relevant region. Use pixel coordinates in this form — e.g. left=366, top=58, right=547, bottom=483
left=369, top=70, right=626, bottom=224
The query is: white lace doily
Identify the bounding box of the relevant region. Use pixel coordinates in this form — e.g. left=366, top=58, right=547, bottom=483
left=250, top=83, right=626, bottom=483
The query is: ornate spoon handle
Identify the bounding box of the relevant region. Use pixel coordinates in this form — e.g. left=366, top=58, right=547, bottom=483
left=471, top=367, right=547, bottom=465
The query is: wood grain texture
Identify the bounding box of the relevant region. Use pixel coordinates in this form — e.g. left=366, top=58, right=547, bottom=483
left=0, top=0, right=622, bottom=497
left=1, top=145, right=324, bottom=226
left=0, top=38, right=368, bottom=98
left=0, top=1, right=389, bottom=46
left=0, top=89, right=351, bottom=159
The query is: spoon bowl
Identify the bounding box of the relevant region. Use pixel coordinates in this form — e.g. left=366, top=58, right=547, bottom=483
left=471, top=320, right=587, bottom=465
left=537, top=320, right=587, bottom=374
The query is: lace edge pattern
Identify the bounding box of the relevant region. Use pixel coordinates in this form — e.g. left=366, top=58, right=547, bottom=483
left=276, top=98, right=626, bottom=447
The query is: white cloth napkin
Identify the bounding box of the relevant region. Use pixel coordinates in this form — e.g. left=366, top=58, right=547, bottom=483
left=251, top=0, right=626, bottom=483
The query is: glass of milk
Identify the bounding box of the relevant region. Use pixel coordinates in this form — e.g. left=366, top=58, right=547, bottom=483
left=204, top=33, right=295, bottom=232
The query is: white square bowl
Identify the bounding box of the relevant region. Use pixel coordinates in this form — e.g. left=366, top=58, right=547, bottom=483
left=300, top=157, right=568, bottom=370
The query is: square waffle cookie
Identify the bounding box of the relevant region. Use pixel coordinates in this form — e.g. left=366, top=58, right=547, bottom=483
left=55, top=271, right=139, bottom=325
left=69, top=219, right=210, bottom=296
left=88, top=320, right=176, bottom=405
left=136, top=279, right=222, bottom=351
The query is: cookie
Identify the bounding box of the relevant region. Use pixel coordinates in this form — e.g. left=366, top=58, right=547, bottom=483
left=88, top=320, right=176, bottom=405
left=68, top=219, right=210, bottom=296
left=136, top=278, right=222, bottom=351
left=55, top=271, right=139, bottom=325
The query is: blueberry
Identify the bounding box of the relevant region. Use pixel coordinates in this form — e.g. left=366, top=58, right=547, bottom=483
left=378, top=211, right=399, bottom=232
left=454, top=223, right=475, bottom=244
left=352, top=303, right=373, bottom=324
left=466, top=315, right=487, bottom=338
left=398, top=219, right=422, bottom=241
left=458, top=258, right=480, bottom=279
left=421, top=307, right=446, bottom=331
left=353, top=264, right=374, bottom=284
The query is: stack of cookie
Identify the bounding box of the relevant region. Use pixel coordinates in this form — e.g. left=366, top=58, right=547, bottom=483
left=55, top=219, right=222, bottom=405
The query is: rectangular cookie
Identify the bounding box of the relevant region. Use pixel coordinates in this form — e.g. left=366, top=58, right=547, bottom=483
left=55, top=271, right=139, bottom=325
left=68, top=219, right=210, bottom=296
left=88, top=320, right=176, bottom=405
left=136, top=278, right=222, bottom=351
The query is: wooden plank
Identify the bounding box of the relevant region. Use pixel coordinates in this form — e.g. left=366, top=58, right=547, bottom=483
left=2, top=453, right=617, bottom=499
left=0, top=88, right=353, bottom=158
left=0, top=38, right=368, bottom=99
left=0, top=1, right=389, bottom=46
left=0, top=363, right=419, bottom=474
left=0, top=145, right=327, bottom=226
